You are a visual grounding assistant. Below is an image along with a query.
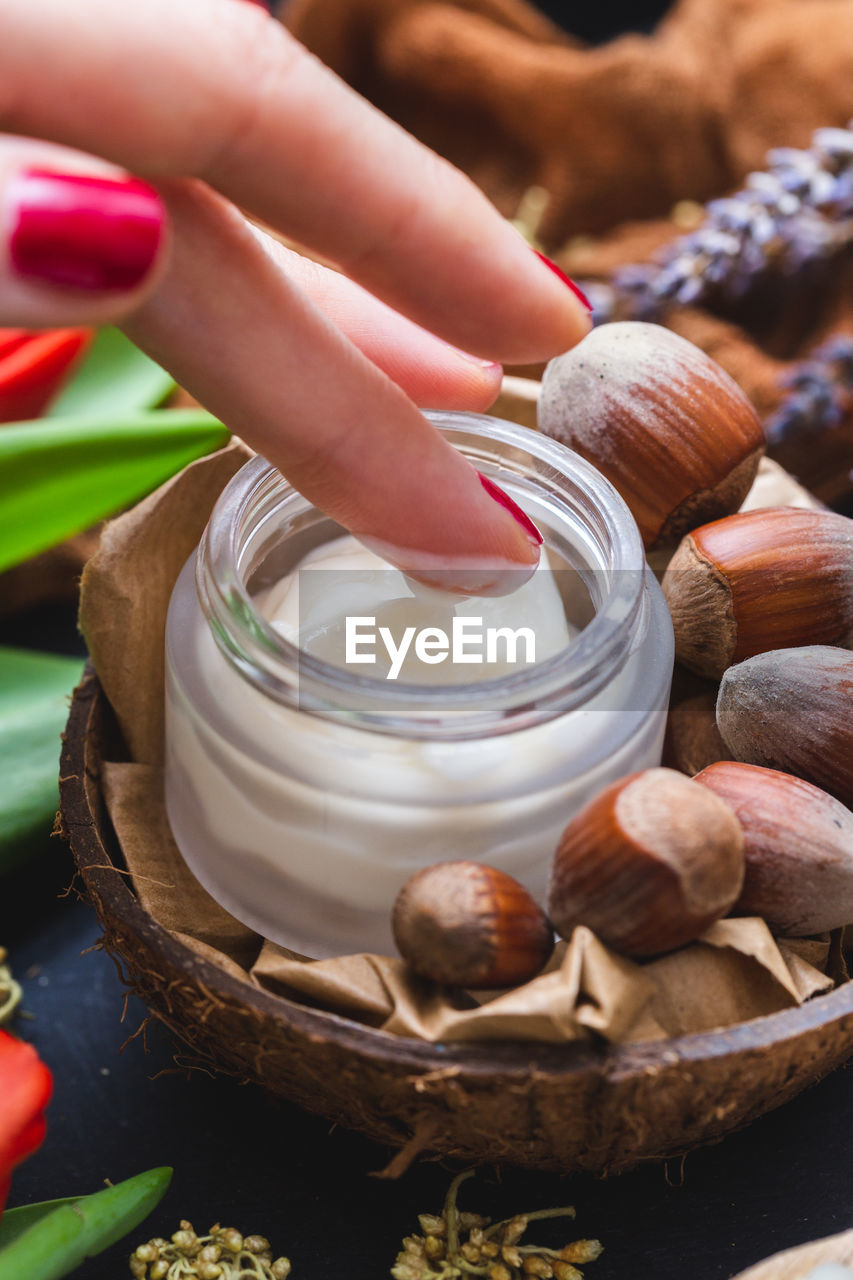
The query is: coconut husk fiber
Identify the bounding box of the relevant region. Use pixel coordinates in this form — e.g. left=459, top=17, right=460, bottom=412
left=280, top=0, right=853, bottom=505
left=77, top=440, right=838, bottom=1050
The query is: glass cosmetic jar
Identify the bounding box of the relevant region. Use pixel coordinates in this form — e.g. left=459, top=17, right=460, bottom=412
left=164, top=412, right=674, bottom=958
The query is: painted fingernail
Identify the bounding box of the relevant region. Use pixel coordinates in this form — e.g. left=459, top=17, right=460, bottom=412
left=534, top=250, right=592, bottom=311
left=479, top=473, right=543, bottom=546
left=8, top=170, right=165, bottom=292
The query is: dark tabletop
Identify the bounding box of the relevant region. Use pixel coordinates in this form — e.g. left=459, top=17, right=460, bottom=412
left=2, top=601, right=853, bottom=1280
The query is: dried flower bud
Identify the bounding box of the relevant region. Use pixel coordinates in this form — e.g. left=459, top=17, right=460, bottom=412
left=245, top=1235, right=271, bottom=1255
left=560, top=1239, right=604, bottom=1263
left=129, top=1220, right=289, bottom=1280
left=392, top=1265, right=424, bottom=1280
left=172, top=1227, right=199, bottom=1254
left=394, top=1172, right=600, bottom=1280
left=418, top=1214, right=445, bottom=1237
left=502, top=1215, right=529, bottom=1245
left=424, top=1235, right=445, bottom=1261
left=489, top=1265, right=513, bottom=1280
left=522, top=1257, right=554, bottom=1277
left=553, top=1264, right=583, bottom=1280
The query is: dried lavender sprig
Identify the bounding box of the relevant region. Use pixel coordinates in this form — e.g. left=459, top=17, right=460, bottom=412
left=589, top=121, right=853, bottom=323
left=764, top=334, right=853, bottom=446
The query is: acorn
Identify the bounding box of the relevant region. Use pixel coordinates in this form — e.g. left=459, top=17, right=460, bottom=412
left=694, top=761, right=853, bottom=935
left=547, top=768, right=745, bottom=956
left=661, top=508, right=853, bottom=679
left=392, top=861, right=554, bottom=988
left=716, top=646, right=853, bottom=808
left=538, top=321, right=764, bottom=550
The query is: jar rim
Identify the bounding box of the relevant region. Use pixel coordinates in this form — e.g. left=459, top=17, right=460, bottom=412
left=197, top=412, right=648, bottom=739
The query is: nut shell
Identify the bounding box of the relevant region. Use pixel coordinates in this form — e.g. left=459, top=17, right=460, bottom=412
left=662, top=508, right=853, bottom=679
left=538, top=321, right=764, bottom=550
left=717, top=646, right=853, bottom=808
left=664, top=690, right=729, bottom=776
left=547, top=767, right=745, bottom=956
left=694, top=760, right=853, bottom=935
left=392, top=861, right=554, bottom=989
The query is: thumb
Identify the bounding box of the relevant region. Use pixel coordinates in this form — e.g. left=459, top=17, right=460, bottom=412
left=0, top=138, right=167, bottom=328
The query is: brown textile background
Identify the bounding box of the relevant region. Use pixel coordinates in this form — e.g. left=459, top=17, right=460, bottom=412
left=282, top=0, right=853, bottom=245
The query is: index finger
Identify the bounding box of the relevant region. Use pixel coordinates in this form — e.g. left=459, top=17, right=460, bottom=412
left=0, top=0, right=590, bottom=363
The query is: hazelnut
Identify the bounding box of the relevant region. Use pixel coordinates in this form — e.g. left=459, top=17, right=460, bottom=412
left=716, top=646, right=853, bottom=808
left=547, top=767, right=745, bottom=956
left=694, top=760, right=853, bottom=935
left=392, top=861, right=554, bottom=988
left=662, top=508, right=853, bottom=680
left=538, top=322, right=764, bottom=550
left=663, top=690, right=729, bottom=776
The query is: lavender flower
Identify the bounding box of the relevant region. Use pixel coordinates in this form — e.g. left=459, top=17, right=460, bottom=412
left=590, top=121, right=853, bottom=323
left=765, top=334, right=853, bottom=446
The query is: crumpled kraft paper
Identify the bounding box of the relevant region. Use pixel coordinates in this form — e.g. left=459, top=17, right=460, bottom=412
left=78, top=444, right=837, bottom=1047
left=79, top=439, right=252, bottom=766
left=248, top=918, right=831, bottom=1044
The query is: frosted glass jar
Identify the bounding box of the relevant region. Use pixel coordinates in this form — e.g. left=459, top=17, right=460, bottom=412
left=164, top=413, right=674, bottom=958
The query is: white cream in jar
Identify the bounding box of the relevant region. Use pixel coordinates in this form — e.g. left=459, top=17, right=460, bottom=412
left=164, top=413, right=674, bottom=958
left=260, top=537, right=575, bottom=682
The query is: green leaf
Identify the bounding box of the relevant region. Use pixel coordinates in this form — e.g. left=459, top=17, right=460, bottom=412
left=0, top=648, right=85, bottom=874
left=0, top=1167, right=172, bottom=1280
left=0, top=410, right=230, bottom=572
left=47, top=328, right=175, bottom=418
left=0, top=1200, right=80, bottom=1251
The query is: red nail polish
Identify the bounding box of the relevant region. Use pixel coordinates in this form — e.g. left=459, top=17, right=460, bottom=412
left=479, top=473, right=543, bottom=545
left=534, top=250, right=592, bottom=312
left=8, top=170, right=165, bottom=292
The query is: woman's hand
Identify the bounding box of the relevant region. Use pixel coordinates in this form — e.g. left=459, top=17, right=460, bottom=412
left=0, top=0, right=590, bottom=591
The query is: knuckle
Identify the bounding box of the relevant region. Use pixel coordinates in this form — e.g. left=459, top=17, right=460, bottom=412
left=200, top=18, right=307, bottom=179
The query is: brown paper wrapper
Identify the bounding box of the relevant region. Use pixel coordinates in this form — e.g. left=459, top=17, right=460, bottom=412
left=80, top=440, right=252, bottom=766
left=78, top=444, right=837, bottom=1048
left=249, top=917, right=831, bottom=1044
